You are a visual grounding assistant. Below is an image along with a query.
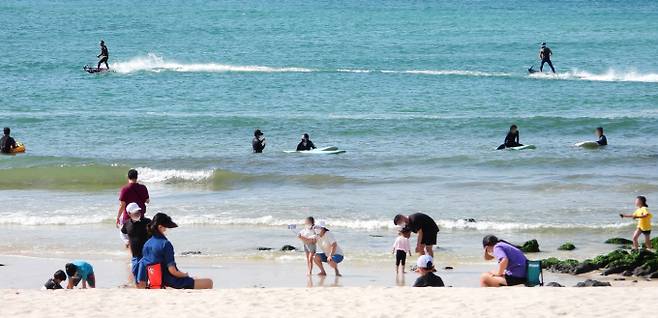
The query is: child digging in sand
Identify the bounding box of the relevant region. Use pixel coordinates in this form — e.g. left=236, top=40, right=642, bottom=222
left=392, top=229, right=412, bottom=273
left=620, top=196, right=652, bottom=250
left=65, top=261, right=96, bottom=289
left=297, top=216, right=317, bottom=276
left=44, top=270, right=67, bottom=290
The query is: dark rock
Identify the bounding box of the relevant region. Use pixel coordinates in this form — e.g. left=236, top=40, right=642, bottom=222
left=575, top=279, right=611, bottom=287
left=602, top=266, right=628, bottom=276
left=622, top=269, right=634, bottom=277
left=0, top=264, right=4, bottom=266
left=280, top=245, right=296, bottom=251
left=650, top=272, right=658, bottom=279
left=633, top=260, right=658, bottom=276
left=520, top=239, right=540, bottom=253
left=181, top=251, right=202, bottom=255
left=369, top=235, right=384, bottom=238
left=605, top=238, right=633, bottom=245
left=573, top=262, right=598, bottom=275
left=546, top=282, right=564, bottom=287
left=257, top=247, right=273, bottom=251
left=444, top=266, right=454, bottom=270
left=558, top=242, right=576, bottom=251
left=613, top=278, right=626, bottom=281
left=463, top=218, right=476, bottom=223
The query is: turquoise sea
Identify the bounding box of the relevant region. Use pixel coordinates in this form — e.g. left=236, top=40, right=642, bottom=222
left=1, top=1, right=657, bottom=286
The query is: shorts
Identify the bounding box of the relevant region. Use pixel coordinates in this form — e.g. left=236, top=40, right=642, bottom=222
left=165, top=275, right=195, bottom=289
left=71, top=273, right=96, bottom=288
left=131, top=256, right=141, bottom=281
left=317, top=253, right=344, bottom=264
left=395, top=250, right=407, bottom=266
left=420, top=231, right=438, bottom=246
left=304, top=243, right=317, bottom=254
left=641, top=230, right=651, bottom=235
left=504, top=275, right=527, bottom=286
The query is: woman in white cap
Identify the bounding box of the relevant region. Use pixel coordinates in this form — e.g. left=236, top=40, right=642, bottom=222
left=312, top=220, right=344, bottom=276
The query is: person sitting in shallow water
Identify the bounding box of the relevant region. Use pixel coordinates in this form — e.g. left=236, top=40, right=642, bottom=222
left=296, top=133, right=316, bottom=151
left=480, top=235, right=528, bottom=287
left=497, top=124, right=523, bottom=150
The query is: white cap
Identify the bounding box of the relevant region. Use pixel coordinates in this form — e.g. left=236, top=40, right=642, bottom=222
left=126, top=202, right=142, bottom=214
left=315, top=220, right=327, bottom=230
left=416, top=255, right=434, bottom=269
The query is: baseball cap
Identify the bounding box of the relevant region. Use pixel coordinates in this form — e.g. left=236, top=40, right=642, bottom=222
left=126, top=202, right=142, bottom=214
left=315, top=220, right=328, bottom=230
left=416, top=255, right=434, bottom=269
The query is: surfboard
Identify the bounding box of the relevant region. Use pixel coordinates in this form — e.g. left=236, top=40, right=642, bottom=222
left=528, top=66, right=538, bottom=74
left=284, top=146, right=346, bottom=155
left=575, top=141, right=600, bottom=148
left=507, top=145, right=536, bottom=151
left=83, top=65, right=110, bottom=73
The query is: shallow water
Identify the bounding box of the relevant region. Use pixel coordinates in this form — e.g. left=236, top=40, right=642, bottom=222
left=1, top=1, right=657, bottom=274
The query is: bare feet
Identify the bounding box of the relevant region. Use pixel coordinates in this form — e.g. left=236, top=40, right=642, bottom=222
left=318, top=271, right=327, bottom=276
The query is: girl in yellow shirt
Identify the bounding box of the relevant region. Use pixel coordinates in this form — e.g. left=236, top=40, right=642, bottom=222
left=620, top=196, right=652, bottom=250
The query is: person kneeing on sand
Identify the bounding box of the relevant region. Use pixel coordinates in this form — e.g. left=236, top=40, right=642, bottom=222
left=480, top=235, right=528, bottom=287
left=312, top=220, right=344, bottom=276
left=66, top=261, right=96, bottom=289
left=620, top=196, right=652, bottom=250
left=137, top=213, right=213, bottom=289
left=393, top=213, right=439, bottom=257
left=413, top=255, right=444, bottom=287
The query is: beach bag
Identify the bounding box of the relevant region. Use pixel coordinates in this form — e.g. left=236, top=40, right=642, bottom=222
left=147, top=263, right=164, bottom=289
left=525, top=260, right=544, bottom=287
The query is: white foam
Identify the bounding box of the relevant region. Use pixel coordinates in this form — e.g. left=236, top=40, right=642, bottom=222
left=403, top=70, right=512, bottom=77
left=135, top=167, right=214, bottom=183
left=530, top=68, right=658, bottom=83
left=112, top=53, right=314, bottom=74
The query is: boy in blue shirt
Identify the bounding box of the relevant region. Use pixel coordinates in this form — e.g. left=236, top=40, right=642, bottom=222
left=66, top=261, right=96, bottom=289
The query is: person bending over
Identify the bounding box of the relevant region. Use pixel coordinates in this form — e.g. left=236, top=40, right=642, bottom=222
left=393, top=213, right=439, bottom=257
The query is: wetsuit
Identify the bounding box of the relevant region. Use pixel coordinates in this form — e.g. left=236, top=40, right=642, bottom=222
left=0, top=135, right=16, bottom=154
left=539, top=47, right=555, bottom=73
left=252, top=136, right=266, bottom=153
left=296, top=140, right=316, bottom=151
left=98, top=44, right=109, bottom=69
left=597, top=135, right=608, bottom=146
left=497, top=131, right=523, bottom=150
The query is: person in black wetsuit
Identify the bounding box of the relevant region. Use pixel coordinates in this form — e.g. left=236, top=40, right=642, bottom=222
left=97, top=40, right=109, bottom=70
left=296, top=133, right=316, bottom=151
left=539, top=42, right=556, bottom=73
left=497, top=125, right=523, bottom=150
left=252, top=129, right=266, bottom=153
left=595, top=127, right=608, bottom=146
left=0, top=127, right=17, bottom=154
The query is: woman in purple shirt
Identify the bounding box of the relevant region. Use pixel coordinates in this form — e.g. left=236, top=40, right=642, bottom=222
left=480, top=235, right=528, bottom=287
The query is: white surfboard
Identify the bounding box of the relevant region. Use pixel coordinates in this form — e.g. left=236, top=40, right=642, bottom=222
left=506, top=145, right=536, bottom=151
left=575, top=141, right=600, bottom=148
left=284, top=146, right=346, bottom=155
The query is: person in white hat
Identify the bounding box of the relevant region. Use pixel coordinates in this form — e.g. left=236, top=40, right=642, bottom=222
left=413, top=255, right=444, bottom=287
left=120, top=202, right=152, bottom=287
left=312, top=220, right=344, bottom=276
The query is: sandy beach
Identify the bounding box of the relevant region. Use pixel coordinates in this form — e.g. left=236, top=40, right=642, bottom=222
left=2, top=287, right=657, bottom=318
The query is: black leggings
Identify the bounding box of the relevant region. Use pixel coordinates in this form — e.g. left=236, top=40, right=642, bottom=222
left=540, top=59, right=555, bottom=73
left=98, top=57, right=109, bottom=69
left=395, top=250, right=407, bottom=266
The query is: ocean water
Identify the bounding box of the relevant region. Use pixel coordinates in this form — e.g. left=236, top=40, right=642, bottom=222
left=1, top=0, right=658, bottom=279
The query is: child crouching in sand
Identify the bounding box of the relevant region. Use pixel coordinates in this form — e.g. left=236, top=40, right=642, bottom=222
left=620, top=196, right=652, bottom=250
left=65, top=261, right=95, bottom=289
left=413, top=255, right=444, bottom=287
left=44, top=270, right=67, bottom=290
left=297, top=216, right=317, bottom=276
left=392, top=229, right=412, bottom=273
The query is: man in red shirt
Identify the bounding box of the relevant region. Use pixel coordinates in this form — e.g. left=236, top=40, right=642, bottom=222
left=117, top=169, right=150, bottom=246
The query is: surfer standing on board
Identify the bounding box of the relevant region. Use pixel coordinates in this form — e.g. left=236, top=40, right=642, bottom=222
left=97, top=40, right=109, bottom=70
left=539, top=42, right=555, bottom=73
